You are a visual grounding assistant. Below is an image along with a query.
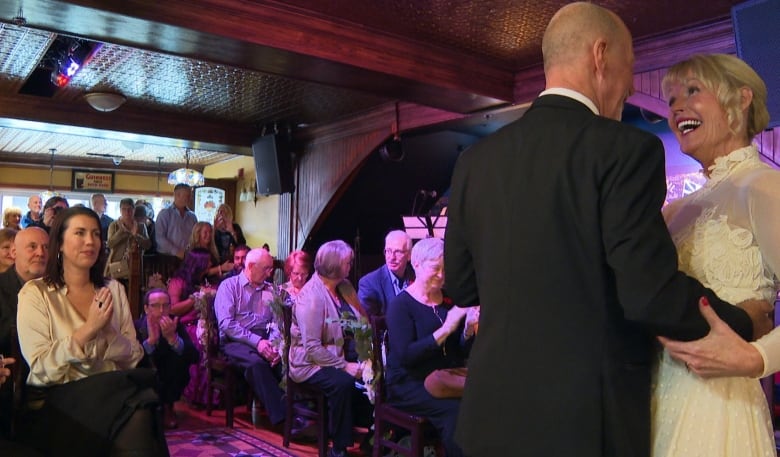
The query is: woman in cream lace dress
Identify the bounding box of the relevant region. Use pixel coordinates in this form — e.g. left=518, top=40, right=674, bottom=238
left=652, top=54, right=780, bottom=457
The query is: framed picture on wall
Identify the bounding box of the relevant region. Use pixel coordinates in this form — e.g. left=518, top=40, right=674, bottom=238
left=194, top=186, right=225, bottom=224
left=72, top=169, right=115, bottom=193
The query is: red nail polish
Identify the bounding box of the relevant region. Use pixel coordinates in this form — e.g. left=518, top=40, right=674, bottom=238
left=701, top=296, right=710, bottom=307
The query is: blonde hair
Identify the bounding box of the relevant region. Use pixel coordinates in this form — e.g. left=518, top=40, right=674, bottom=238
left=187, top=221, right=220, bottom=262
left=662, top=54, right=769, bottom=140
left=3, top=207, right=22, bottom=228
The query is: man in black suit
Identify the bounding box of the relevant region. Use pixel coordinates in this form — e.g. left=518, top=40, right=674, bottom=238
left=358, top=230, right=414, bottom=316
left=443, top=3, right=772, bottom=456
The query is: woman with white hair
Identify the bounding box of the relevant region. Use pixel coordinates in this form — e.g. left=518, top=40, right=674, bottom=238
left=288, top=240, right=372, bottom=457
left=385, top=237, right=478, bottom=457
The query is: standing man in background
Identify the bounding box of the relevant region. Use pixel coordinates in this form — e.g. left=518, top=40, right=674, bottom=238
left=91, top=193, right=114, bottom=248
left=156, top=184, right=197, bottom=272
left=443, top=3, right=771, bottom=456
left=20, top=195, right=42, bottom=229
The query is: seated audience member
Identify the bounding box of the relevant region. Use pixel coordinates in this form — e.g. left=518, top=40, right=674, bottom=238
left=281, top=249, right=312, bottom=302
left=0, top=229, right=15, bottom=274
left=358, top=230, right=414, bottom=316
left=2, top=208, right=21, bottom=231
left=0, top=227, right=48, bottom=357
left=213, top=204, right=246, bottom=263
left=289, top=240, right=373, bottom=457
left=187, top=222, right=232, bottom=285
left=167, top=248, right=215, bottom=407
left=31, top=196, right=68, bottom=233
left=215, top=248, right=285, bottom=426
left=16, top=207, right=166, bottom=456
left=20, top=195, right=42, bottom=229
left=106, top=198, right=151, bottom=283
left=0, top=227, right=48, bottom=440
left=134, top=203, right=157, bottom=254
left=385, top=237, right=477, bottom=457
left=224, top=244, right=250, bottom=279
left=135, top=288, right=198, bottom=429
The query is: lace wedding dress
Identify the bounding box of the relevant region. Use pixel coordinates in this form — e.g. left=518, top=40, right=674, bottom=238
left=652, top=146, right=780, bottom=457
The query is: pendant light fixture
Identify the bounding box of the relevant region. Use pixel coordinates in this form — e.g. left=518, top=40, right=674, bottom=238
left=40, top=148, right=60, bottom=202
left=167, top=148, right=204, bottom=187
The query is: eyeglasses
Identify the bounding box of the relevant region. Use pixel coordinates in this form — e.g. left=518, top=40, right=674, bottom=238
left=384, top=249, right=407, bottom=258
left=147, top=302, right=171, bottom=309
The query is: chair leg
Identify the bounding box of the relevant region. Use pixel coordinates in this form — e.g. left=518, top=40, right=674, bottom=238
left=410, top=429, right=423, bottom=457
left=205, top=369, right=213, bottom=417
left=372, top=417, right=383, bottom=457
left=317, top=396, right=328, bottom=457
left=282, top=393, right=294, bottom=448
left=225, top=370, right=234, bottom=428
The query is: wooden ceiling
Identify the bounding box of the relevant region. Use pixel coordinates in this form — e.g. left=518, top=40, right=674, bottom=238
left=0, top=0, right=744, bottom=173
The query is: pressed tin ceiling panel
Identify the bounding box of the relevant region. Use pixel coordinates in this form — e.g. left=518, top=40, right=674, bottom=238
left=0, top=0, right=745, bottom=171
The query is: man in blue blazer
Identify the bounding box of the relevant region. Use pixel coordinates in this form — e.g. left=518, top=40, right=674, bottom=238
left=358, top=230, right=414, bottom=316
left=444, top=3, right=771, bottom=457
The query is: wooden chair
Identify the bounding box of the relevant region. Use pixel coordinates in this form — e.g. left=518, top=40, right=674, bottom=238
left=202, top=294, right=252, bottom=428
left=370, top=315, right=442, bottom=457
left=281, top=305, right=329, bottom=457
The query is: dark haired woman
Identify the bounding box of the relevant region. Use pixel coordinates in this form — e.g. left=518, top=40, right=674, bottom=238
left=16, top=206, right=167, bottom=456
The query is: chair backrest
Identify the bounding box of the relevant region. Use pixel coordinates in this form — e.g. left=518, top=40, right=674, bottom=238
left=369, top=315, right=389, bottom=406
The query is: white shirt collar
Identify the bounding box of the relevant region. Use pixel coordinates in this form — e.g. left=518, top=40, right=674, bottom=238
left=539, top=88, right=599, bottom=115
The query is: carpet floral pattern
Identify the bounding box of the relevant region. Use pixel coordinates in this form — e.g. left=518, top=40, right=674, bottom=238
left=167, top=427, right=297, bottom=457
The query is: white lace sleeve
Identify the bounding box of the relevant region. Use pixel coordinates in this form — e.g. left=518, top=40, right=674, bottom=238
left=745, top=168, right=780, bottom=376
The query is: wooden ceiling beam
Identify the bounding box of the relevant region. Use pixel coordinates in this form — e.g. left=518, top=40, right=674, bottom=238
left=0, top=93, right=254, bottom=155
left=1, top=0, right=514, bottom=113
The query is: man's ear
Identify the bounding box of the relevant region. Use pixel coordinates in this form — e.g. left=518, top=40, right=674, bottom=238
left=592, top=38, right=608, bottom=77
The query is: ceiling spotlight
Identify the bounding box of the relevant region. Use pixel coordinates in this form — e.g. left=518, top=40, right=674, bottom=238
left=84, top=92, right=126, bottom=112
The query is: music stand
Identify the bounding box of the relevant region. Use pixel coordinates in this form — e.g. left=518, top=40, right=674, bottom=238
left=402, top=215, right=448, bottom=239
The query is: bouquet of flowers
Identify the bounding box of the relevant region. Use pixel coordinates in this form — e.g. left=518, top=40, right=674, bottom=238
left=267, top=282, right=291, bottom=388
left=191, top=286, right=217, bottom=361
left=326, top=313, right=379, bottom=404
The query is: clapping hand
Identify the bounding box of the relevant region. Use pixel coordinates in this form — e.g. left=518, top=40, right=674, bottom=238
left=146, top=313, right=161, bottom=345
left=464, top=306, right=480, bottom=338
left=443, top=306, right=467, bottom=333
left=159, top=315, right=179, bottom=345
left=87, top=287, right=114, bottom=333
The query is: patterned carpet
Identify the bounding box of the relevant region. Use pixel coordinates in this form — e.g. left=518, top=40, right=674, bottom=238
left=167, top=427, right=298, bottom=457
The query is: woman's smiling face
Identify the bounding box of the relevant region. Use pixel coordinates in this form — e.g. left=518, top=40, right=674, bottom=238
left=666, top=74, right=748, bottom=170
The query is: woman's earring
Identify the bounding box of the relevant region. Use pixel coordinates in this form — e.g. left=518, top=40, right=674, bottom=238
left=57, top=251, right=62, bottom=263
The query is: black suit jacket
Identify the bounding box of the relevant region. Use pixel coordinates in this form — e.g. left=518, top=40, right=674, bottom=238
left=444, top=95, right=752, bottom=457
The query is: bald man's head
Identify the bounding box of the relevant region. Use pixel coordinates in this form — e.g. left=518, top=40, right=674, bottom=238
left=543, top=2, right=627, bottom=71
left=14, top=227, right=48, bottom=282
left=542, top=2, right=635, bottom=120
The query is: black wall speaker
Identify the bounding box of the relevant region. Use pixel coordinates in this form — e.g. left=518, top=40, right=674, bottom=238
left=252, top=134, right=295, bottom=195
left=732, top=0, right=780, bottom=129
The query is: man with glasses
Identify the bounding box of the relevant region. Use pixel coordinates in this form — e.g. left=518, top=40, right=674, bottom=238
left=134, top=288, right=198, bottom=429
left=358, top=230, right=414, bottom=316
left=214, top=248, right=286, bottom=427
